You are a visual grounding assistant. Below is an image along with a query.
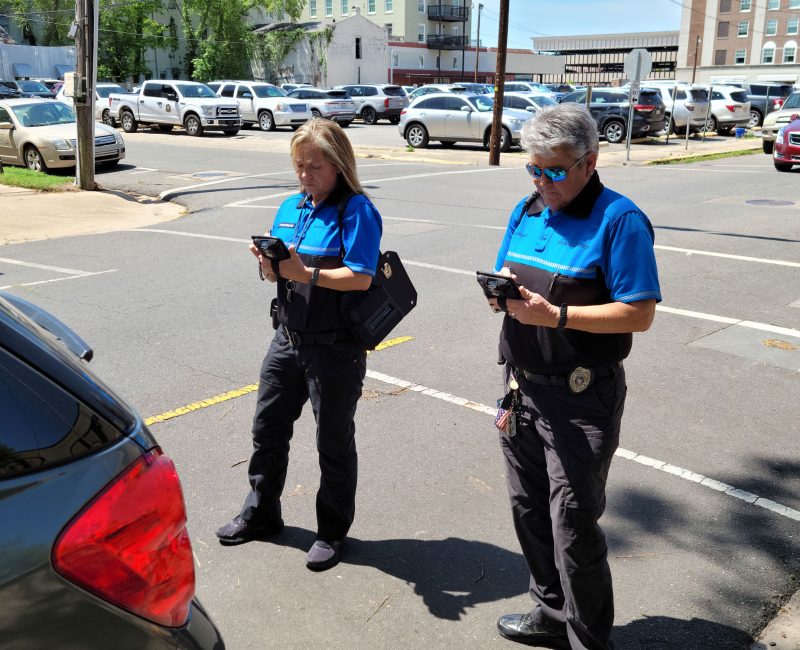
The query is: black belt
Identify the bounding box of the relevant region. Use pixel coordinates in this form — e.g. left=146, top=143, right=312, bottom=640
left=513, top=362, right=622, bottom=394
left=283, top=326, right=353, bottom=347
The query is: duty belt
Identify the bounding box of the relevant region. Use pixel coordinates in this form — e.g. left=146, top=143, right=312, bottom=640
left=513, top=362, right=622, bottom=394
left=283, top=326, right=353, bottom=347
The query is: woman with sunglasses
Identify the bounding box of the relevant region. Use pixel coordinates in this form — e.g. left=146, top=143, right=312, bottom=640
left=215, top=119, right=382, bottom=572
left=489, top=103, right=661, bottom=650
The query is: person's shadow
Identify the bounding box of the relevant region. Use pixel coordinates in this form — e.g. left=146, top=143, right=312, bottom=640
left=261, top=526, right=530, bottom=621
left=614, top=615, right=753, bottom=649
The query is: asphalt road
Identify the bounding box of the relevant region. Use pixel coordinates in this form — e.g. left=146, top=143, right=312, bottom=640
left=3, top=127, right=799, bottom=649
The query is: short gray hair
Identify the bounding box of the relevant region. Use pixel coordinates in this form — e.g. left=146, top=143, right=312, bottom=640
left=520, top=103, right=599, bottom=159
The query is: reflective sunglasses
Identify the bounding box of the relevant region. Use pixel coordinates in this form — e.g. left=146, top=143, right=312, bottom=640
left=526, top=153, right=588, bottom=182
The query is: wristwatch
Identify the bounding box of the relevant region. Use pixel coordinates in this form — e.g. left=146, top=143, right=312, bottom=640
left=557, top=303, right=568, bottom=329
left=309, top=267, right=320, bottom=286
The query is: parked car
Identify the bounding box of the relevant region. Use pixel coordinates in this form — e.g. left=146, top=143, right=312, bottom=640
left=333, top=84, right=408, bottom=124
left=718, top=81, right=794, bottom=127
left=502, top=92, right=558, bottom=113
left=772, top=113, right=800, bottom=172
left=407, top=84, right=466, bottom=102
left=208, top=80, right=311, bottom=131
left=702, top=84, right=750, bottom=135
left=55, top=82, right=126, bottom=126
left=110, top=80, right=241, bottom=136
left=559, top=87, right=667, bottom=143
left=286, top=87, right=356, bottom=126
left=0, top=79, right=54, bottom=99
left=503, top=81, right=554, bottom=96
left=280, top=83, right=312, bottom=94
left=453, top=82, right=494, bottom=95
left=545, top=83, right=576, bottom=101
left=0, top=82, right=21, bottom=98
left=398, top=92, right=530, bottom=151
left=625, top=80, right=710, bottom=134
left=761, top=91, right=800, bottom=153
left=0, top=291, right=225, bottom=649
left=0, top=98, right=125, bottom=172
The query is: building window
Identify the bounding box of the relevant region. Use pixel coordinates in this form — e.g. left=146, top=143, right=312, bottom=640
left=341, top=0, right=348, bottom=15
left=719, top=0, right=731, bottom=11
left=718, top=21, right=730, bottom=37
left=715, top=49, right=727, bottom=65
left=739, top=0, right=751, bottom=10
left=766, top=19, right=778, bottom=36
left=418, top=55, right=424, bottom=68
left=784, top=41, right=797, bottom=63
left=385, top=23, right=392, bottom=37
left=737, top=21, right=749, bottom=36
left=325, top=0, right=333, bottom=17
left=788, top=16, right=799, bottom=34
left=368, top=0, right=376, bottom=13
left=309, top=0, right=317, bottom=17
left=385, top=0, right=393, bottom=12
left=418, top=0, right=425, bottom=12
left=767, top=0, right=779, bottom=8
left=790, top=0, right=800, bottom=8
left=355, top=37, right=361, bottom=59
left=735, top=48, right=746, bottom=64
left=762, top=42, right=775, bottom=63
left=418, top=23, right=425, bottom=43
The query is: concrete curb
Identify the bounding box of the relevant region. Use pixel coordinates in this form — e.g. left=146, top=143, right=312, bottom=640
left=751, top=589, right=800, bottom=650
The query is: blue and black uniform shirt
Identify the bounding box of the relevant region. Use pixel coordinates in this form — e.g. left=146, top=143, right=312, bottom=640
left=494, top=172, right=662, bottom=374
left=270, top=182, right=382, bottom=332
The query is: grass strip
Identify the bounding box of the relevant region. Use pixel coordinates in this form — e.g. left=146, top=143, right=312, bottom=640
left=647, top=148, right=762, bottom=165
left=0, top=167, right=75, bottom=190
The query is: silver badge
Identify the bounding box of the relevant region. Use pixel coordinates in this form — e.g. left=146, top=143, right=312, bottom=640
left=568, top=367, right=593, bottom=394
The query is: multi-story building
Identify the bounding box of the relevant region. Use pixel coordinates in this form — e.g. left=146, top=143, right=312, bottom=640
left=677, top=0, right=800, bottom=83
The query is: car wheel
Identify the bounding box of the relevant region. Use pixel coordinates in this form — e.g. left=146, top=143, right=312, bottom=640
left=184, top=113, right=203, bottom=136
left=102, top=109, right=116, bottom=128
left=258, top=111, right=275, bottom=131
left=499, top=127, right=512, bottom=152
left=662, top=115, right=676, bottom=135
left=603, top=120, right=624, bottom=144
left=406, top=123, right=429, bottom=148
left=748, top=109, right=763, bottom=128
left=223, top=128, right=239, bottom=136
left=389, top=117, right=400, bottom=125
left=362, top=107, right=377, bottom=125
left=24, top=145, right=47, bottom=172
left=157, top=124, right=173, bottom=133
left=704, top=114, right=718, bottom=133
left=762, top=140, right=774, bottom=154
left=120, top=111, right=138, bottom=133
left=774, top=160, right=793, bottom=172
left=311, top=109, right=321, bottom=119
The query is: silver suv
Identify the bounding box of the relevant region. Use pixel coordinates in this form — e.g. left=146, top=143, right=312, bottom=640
left=625, top=81, right=709, bottom=134
left=333, top=84, right=408, bottom=125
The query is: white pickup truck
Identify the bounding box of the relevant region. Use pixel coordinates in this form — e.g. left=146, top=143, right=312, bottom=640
left=109, top=80, right=241, bottom=136
left=207, top=81, right=311, bottom=131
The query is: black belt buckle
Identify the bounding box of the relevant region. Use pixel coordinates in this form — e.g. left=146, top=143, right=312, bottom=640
left=568, top=367, right=593, bottom=394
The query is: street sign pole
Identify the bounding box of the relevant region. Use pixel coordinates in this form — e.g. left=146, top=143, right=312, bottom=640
left=623, top=48, right=652, bottom=162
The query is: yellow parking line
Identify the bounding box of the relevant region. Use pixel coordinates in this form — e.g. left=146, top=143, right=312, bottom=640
left=144, top=336, right=415, bottom=426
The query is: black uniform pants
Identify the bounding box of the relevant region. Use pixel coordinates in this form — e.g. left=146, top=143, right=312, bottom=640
left=500, top=367, right=626, bottom=650
left=239, top=327, right=367, bottom=542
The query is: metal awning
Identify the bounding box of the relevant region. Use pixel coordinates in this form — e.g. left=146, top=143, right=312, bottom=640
left=12, top=63, right=35, bottom=78
left=54, top=64, right=74, bottom=78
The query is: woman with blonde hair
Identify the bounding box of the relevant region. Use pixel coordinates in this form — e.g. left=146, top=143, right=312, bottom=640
left=216, top=118, right=383, bottom=571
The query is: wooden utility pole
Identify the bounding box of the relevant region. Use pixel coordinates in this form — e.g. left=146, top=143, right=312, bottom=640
left=691, top=34, right=700, bottom=84
left=473, top=3, right=482, bottom=83
left=74, top=0, right=96, bottom=189
left=488, top=0, right=508, bottom=166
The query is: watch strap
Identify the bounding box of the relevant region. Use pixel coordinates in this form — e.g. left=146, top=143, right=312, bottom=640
left=557, top=303, right=568, bottom=329
left=309, top=267, right=320, bottom=286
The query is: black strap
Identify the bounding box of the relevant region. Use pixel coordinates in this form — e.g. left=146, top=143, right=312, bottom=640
left=523, top=191, right=546, bottom=216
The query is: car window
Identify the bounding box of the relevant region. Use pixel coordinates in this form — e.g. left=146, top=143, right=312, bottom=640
left=343, top=86, right=361, bottom=96
left=506, top=96, right=528, bottom=110
left=690, top=89, right=709, bottom=101
left=11, top=102, right=75, bottom=126
left=18, top=81, right=49, bottom=93
left=307, top=91, right=325, bottom=99
left=783, top=93, right=800, bottom=109
left=383, top=85, right=405, bottom=97
left=363, top=87, right=378, bottom=96
left=236, top=85, right=251, bottom=98
left=531, top=95, right=557, bottom=107
left=729, top=90, right=748, bottom=102
left=326, top=90, right=349, bottom=98
left=471, top=95, right=494, bottom=112
left=97, top=85, right=124, bottom=98
left=416, top=96, right=447, bottom=110
left=160, top=84, right=177, bottom=98
left=143, top=83, right=160, bottom=97
left=175, top=84, right=217, bottom=98
left=445, top=96, right=469, bottom=111
left=591, top=91, right=611, bottom=103
left=220, top=84, right=236, bottom=97
left=0, top=107, right=10, bottom=122
left=253, top=85, right=283, bottom=98
left=0, top=347, right=123, bottom=479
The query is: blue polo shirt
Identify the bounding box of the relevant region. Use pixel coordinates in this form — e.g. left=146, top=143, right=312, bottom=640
left=270, top=185, right=383, bottom=332
left=494, top=173, right=662, bottom=373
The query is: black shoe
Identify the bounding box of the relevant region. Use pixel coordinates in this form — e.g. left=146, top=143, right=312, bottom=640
left=215, top=516, right=284, bottom=546
left=497, top=611, right=569, bottom=648
left=305, top=539, right=342, bottom=571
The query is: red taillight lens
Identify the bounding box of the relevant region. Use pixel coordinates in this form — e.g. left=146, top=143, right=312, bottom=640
left=634, top=104, right=655, bottom=112
left=400, top=109, right=407, bottom=115
left=725, top=104, right=736, bottom=112
left=52, top=449, right=195, bottom=628
left=384, top=98, right=390, bottom=108
left=775, top=98, right=784, bottom=109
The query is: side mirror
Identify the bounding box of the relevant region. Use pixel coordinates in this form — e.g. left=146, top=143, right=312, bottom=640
left=0, top=121, right=12, bottom=130
left=526, top=106, right=536, bottom=112
left=242, top=92, right=253, bottom=99
left=165, top=93, right=178, bottom=102
left=460, top=105, right=472, bottom=112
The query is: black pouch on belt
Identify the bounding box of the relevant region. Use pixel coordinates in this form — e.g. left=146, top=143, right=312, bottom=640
left=270, top=297, right=279, bottom=330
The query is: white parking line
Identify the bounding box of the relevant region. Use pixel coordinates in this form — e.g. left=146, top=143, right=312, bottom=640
left=366, top=369, right=800, bottom=522
left=0, top=269, right=117, bottom=290
left=0, top=257, right=92, bottom=275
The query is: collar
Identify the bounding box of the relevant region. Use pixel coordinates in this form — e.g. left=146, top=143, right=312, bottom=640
left=555, top=171, right=604, bottom=219
left=295, top=180, right=350, bottom=211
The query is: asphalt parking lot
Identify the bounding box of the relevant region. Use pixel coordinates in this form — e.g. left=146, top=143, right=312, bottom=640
left=1, top=123, right=798, bottom=649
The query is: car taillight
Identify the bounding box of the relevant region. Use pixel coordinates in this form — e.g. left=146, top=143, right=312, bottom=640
left=400, top=109, right=407, bottom=115
left=725, top=104, right=736, bottom=112
left=52, top=448, right=195, bottom=628
left=775, top=98, right=784, bottom=109
left=384, top=98, right=390, bottom=108
left=634, top=104, right=655, bottom=112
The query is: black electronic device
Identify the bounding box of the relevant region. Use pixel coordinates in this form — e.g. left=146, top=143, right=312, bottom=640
left=475, top=271, right=522, bottom=300
left=251, top=236, right=291, bottom=261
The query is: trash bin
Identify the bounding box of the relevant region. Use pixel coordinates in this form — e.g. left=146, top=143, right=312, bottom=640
left=735, top=127, right=746, bottom=138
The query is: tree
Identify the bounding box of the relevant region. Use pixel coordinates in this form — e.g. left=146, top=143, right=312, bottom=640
left=7, top=0, right=73, bottom=45
left=169, top=0, right=304, bottom=81
left=97, top=0, right=166, bottom=82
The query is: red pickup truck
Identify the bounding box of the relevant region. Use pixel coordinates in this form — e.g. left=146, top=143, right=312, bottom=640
left=773, top=113, right=800, bottom=172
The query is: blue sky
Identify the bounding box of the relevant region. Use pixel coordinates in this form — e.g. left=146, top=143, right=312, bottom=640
left=472, top=0, right=684, bottom=49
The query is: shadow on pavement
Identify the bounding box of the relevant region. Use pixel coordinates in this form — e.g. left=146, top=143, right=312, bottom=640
left=614, top=615, right=752, bottom=649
